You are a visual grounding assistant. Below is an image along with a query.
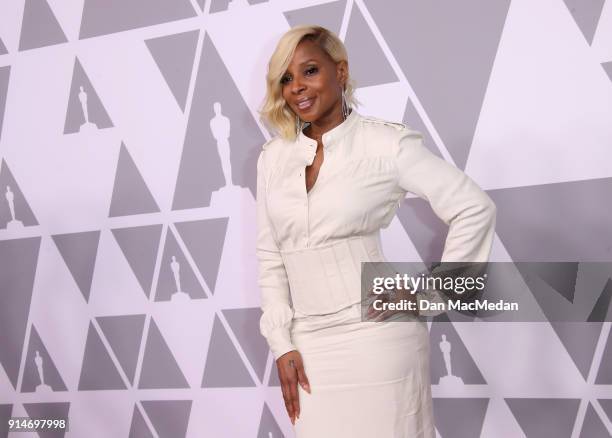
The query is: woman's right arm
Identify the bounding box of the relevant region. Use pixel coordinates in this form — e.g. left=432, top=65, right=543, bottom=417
left=256, top=149, right=311, bottom=425
left=256, top=149, right=296, bottom=360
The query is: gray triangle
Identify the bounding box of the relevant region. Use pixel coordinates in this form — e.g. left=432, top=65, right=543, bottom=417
left=402, top=98, right=444, bottom=160
left=513, top=262, right=583, bottom=317
left=364, top=0, right=511, bottom=170
left=0, top=38, right=7, bottom=55
left=535, top=263, right=580, bottom=303
left=155, top=228, right=207, bottom=301
left=109, top=143, right=160, bottom=217
left=222, top=308, right=269, bottom=383
left=138, top=319, right=189, bottom=389
left=257, top=402, right=284, bottom=438
left=112, top=224, right=163, bottom=298
left=488, top=178, right=612, bottom=261
left=78, top=322, right=127, bottom=390
left=588, top=278, right=612, bottom=322
left=145, top=30, right=199, bottom=112
left=0, top=66, right=9, bottom=143
left=506, top=398, right=580, bottom=438
left=563, top=0, right=606, bottom=45
left=599, top=399, right=612, bottom=422
left=433, top=398, right=488, bottom=438
left=580, top=402, right=611, bottom=437
left=344, top=6, right=397, bottom=88
left=22, top=402, right=70, bottom=437
left=0, top=237, right=40, bottom=390
left=129, top=405, right=155, bottom=438
left=79, top=0, right=196, bottom=39
left=0, top=159, right=39, bottom=229
left=209, top=0, right=232, bottom=13
left=97, top=315, right=146, bottom=386
left=52, top=230, right=100, bottom=302
left=515, top=263, right=612, bottom=323
left=141, top=400, right=192, bottom=438
left=174, top=218, right=228, bottom=294
left=63, top=57, right=114, bottom=134
left=202, top=315, right=255, bottom=387
left=18, top=0, right=68, bottom=51
left=430, top=314, right=486, bottom=385
left=396, top=197, right=448, bottom=266
left=603, top=62, right=612, bottom=82
left=283, top=1, right=346, bottom=36
left=21, top=325, right=67, bottom=393
left=551, top=322, right=603, bottom=380
left=595, top=325, right=612, bottom=384
left=172, top=34, right=265, bottom=209
left=0, top=404, right=13, bottom=438
left=196, top=0, right=205, bottom=12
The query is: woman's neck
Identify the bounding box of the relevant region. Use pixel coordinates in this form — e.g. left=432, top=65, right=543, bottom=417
left=303, top=106, right=350, bottom=141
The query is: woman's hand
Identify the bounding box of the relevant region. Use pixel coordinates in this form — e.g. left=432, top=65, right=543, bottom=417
left=365, top=287, right=419, bottom=321
left=276, top=350, right=311, bottom=425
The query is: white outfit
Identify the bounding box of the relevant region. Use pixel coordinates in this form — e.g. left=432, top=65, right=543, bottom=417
left=256, top=109, right=496, bottom=437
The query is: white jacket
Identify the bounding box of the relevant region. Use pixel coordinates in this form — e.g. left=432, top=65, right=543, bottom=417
left=256, top=109, right=496, bottom=359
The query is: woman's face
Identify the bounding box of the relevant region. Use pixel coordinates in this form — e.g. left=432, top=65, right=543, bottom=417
left=281, top=39, right=346, bottom=125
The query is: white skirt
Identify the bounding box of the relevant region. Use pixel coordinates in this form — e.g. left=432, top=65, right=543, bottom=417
left=291, top=303, right=436, bottom=438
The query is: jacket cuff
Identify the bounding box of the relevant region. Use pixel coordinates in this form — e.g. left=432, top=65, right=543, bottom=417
left=266, top=327, right=297, bottom=360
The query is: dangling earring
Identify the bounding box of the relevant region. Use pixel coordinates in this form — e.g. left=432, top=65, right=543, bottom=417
left=295, top=114, right=302, bottom=137
left=341, top=86, right=350, bottom=120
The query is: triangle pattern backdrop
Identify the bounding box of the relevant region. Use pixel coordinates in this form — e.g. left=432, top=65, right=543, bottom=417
left=0, top=0, right=610, bottom=436
left=145, top=30, right=200, bottom=112
left=19, top=0, right=68, bottom=51
left=0, top=67, right=9, bottom=142
left=21, top=325, right=68, bottom=393
left=52, top=230, right=101, bottom=302
left=79, top=0, right=197, bottom=39
left=64, top=57, right=114, bottom=134
left=109, top=143, right=160, bottom=217
left=0, top=160, right=39, bottom=229
left=129, top=405, right=155, bottom=438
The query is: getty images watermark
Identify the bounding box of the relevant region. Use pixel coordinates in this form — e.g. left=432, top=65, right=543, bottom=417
left=361, top=262, right=612, bottom=322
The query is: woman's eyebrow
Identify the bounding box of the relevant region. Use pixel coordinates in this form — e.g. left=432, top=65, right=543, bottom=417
left=297, top=59, right=317, bottom=66
left=284, top=59, right=318, bottom=74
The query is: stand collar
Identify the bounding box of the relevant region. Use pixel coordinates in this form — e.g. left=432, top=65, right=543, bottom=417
left=296, top=108, right=360, bottom=150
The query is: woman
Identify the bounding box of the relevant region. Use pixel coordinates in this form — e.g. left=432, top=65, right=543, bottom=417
left=256, top=25, right=496, bottom=437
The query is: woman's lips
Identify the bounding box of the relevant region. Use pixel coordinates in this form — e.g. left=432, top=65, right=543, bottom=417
left=296, top=97, right=315, bottom=111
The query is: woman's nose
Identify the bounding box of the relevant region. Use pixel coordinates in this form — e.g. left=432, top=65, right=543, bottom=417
left=291, top=77, right=305, bottom=94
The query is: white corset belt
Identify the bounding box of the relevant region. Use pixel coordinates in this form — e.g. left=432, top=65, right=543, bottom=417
left=279, top=231, right=390, bottom=316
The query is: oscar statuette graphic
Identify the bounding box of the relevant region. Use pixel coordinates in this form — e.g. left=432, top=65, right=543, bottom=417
left=438, top=334, right=464, bottom=388
left=34, top=351, right=52, bottom=393
left=170, top=255, right=190, bottom=302
left=5, top=185, right=23, bottom=230
left=210, top=102, right=245, bottom=206
left=78, top=85, right=98, bottom=132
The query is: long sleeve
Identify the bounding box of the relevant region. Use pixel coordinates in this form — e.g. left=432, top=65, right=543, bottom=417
left=395, top=128, right=497, bottom=316
left=256, top=150, right=297, bottom=360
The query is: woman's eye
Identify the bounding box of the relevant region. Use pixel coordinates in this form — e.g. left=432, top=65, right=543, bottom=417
left=280, top=66, right=317, bottom=85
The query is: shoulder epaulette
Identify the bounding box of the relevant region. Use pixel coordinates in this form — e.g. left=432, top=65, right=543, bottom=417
left=361, top=116, right=406, bottom=131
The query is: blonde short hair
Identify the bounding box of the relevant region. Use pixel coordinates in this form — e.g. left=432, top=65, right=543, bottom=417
left=259, top=25, right=360, bottom=142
